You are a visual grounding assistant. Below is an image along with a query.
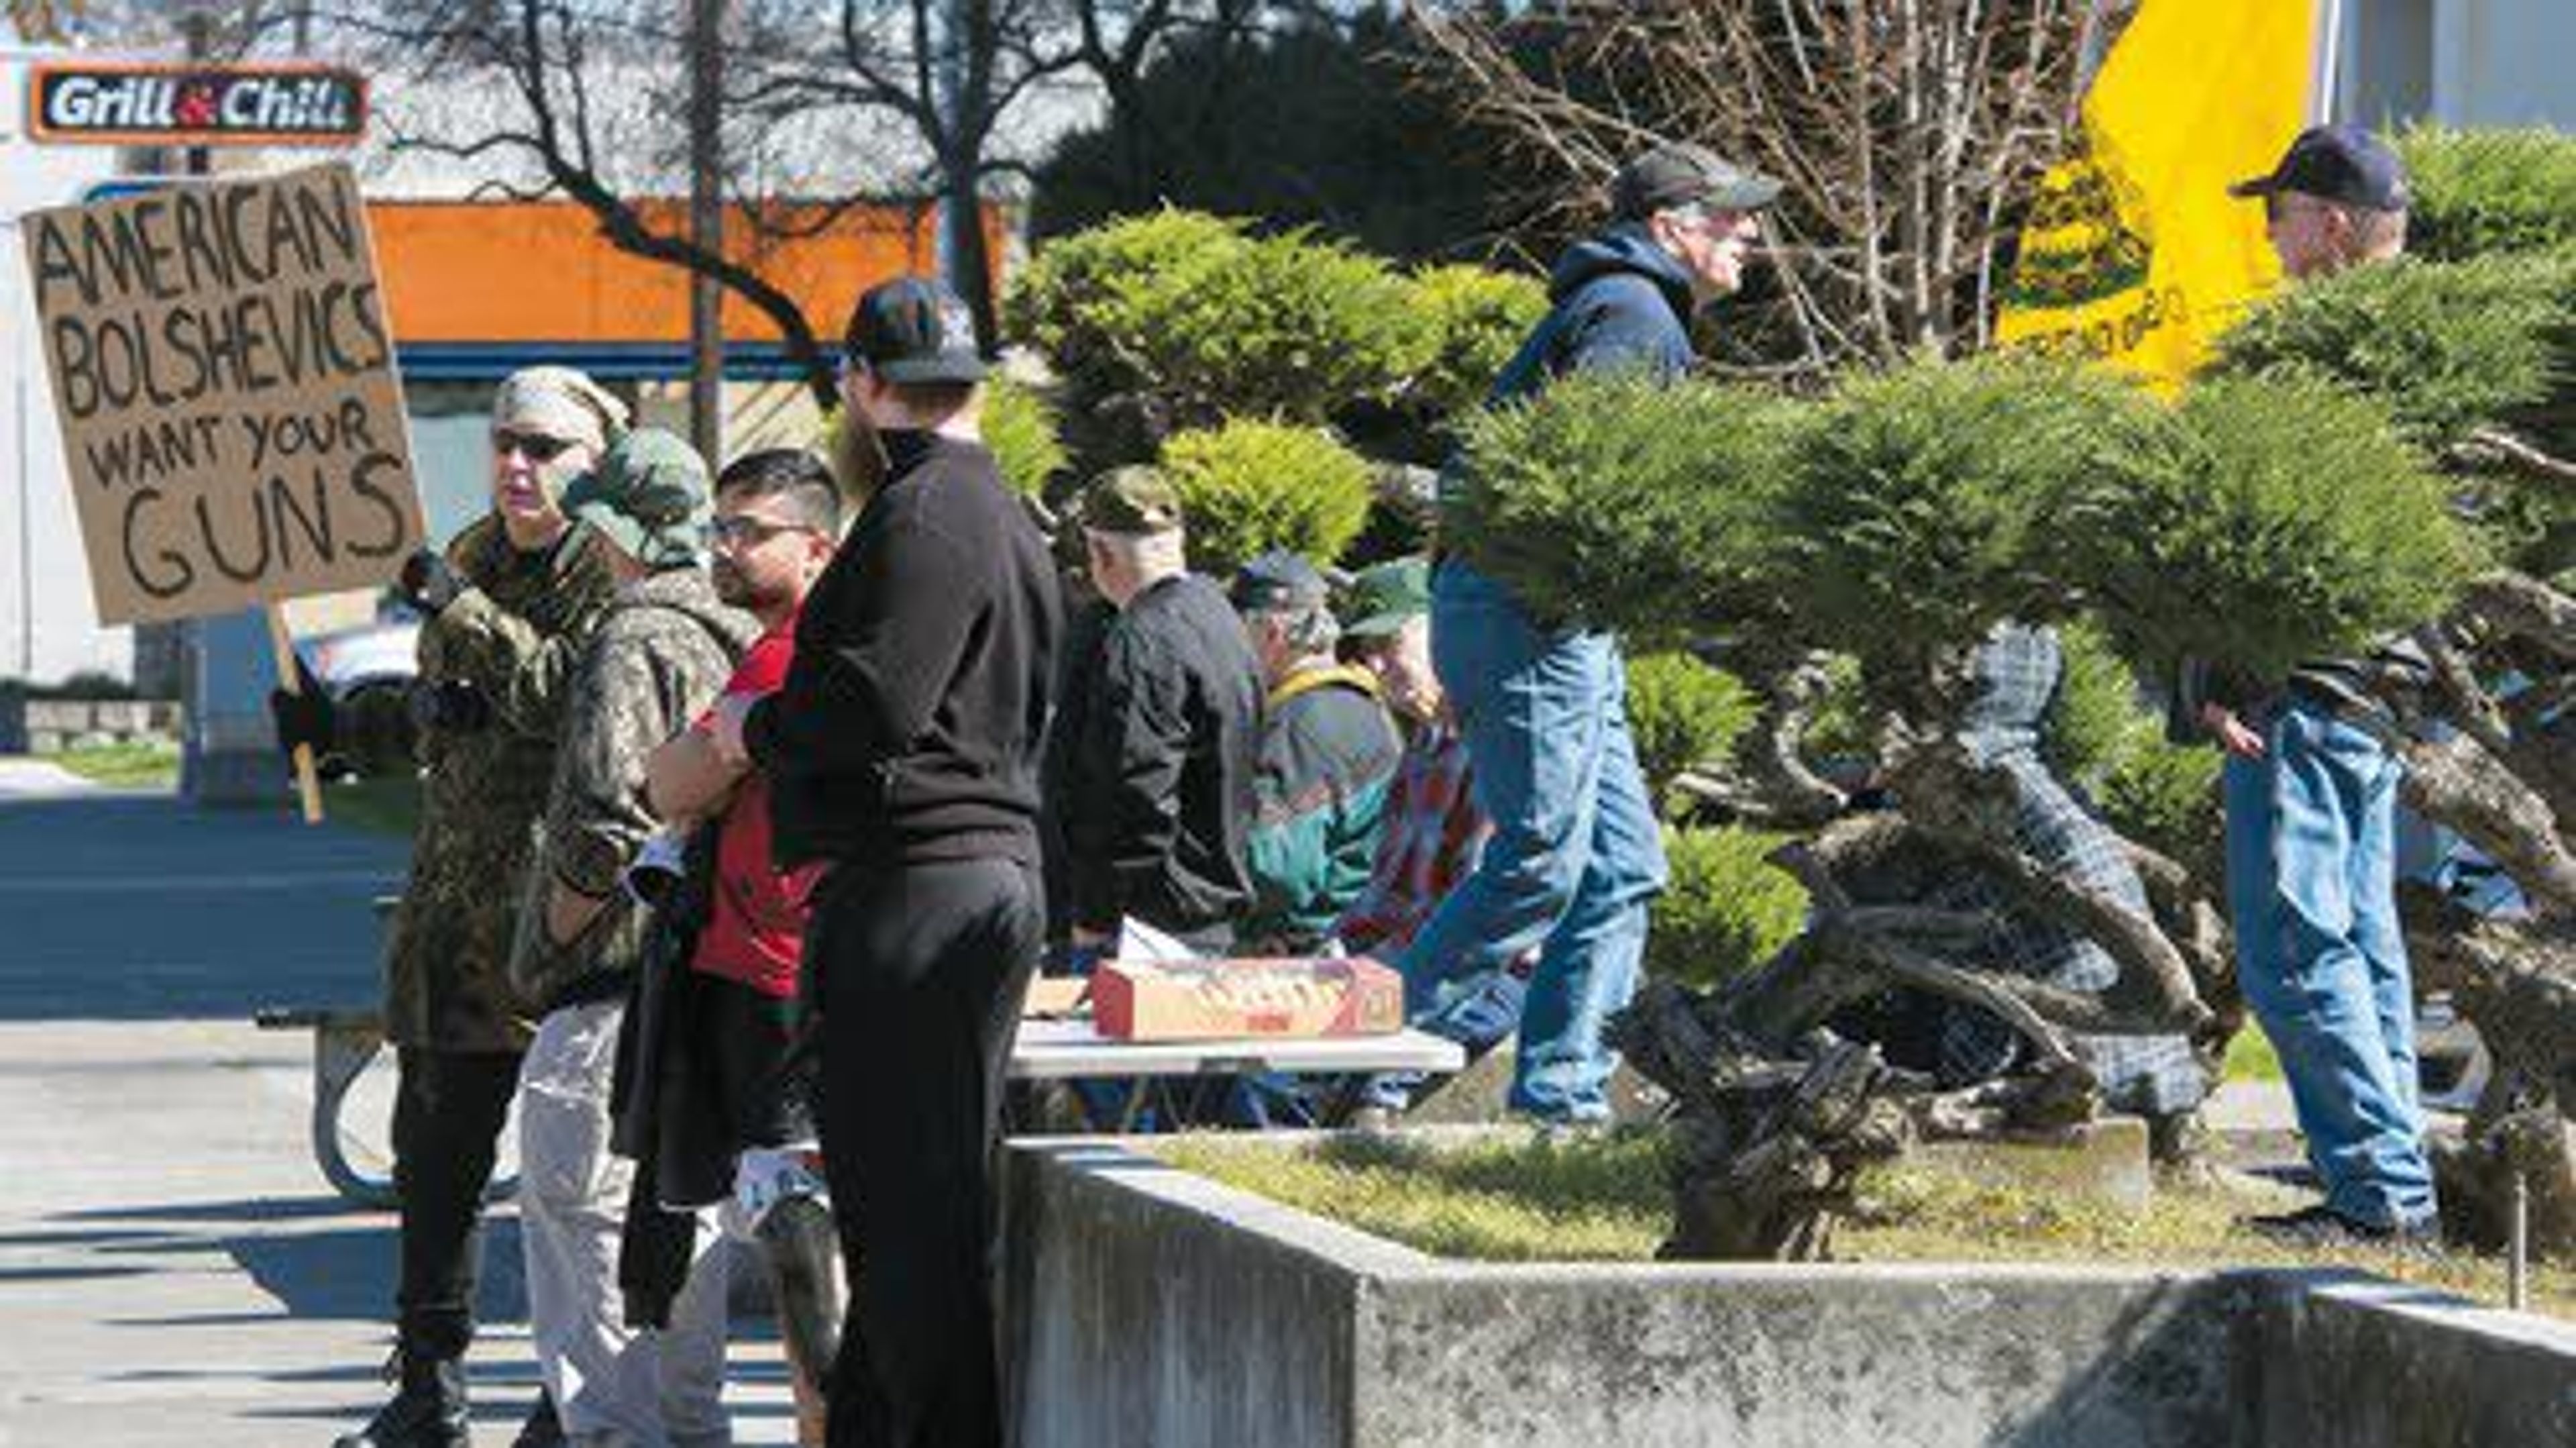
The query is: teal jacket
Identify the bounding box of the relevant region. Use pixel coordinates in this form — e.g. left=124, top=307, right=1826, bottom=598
left=1243, top=664, right=1403, bottom=951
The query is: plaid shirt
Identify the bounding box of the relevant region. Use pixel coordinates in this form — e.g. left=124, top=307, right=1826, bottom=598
left=1334, top=719, right=1488, bottom=960
left=1933, top=625, right=2210, bottom=1116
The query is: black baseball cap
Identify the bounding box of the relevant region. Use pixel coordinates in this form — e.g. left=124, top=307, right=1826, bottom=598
left=2229, top=124, right=2410, bottom=211
left=1611, top=142, right=1783, bottom=221
left=845, top=276, right=988, bottom=384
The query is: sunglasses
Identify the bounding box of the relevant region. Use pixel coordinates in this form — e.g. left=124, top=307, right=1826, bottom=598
left=492, top=428, right=576, bottom=464
left=705, top=514, right=821, bottom=549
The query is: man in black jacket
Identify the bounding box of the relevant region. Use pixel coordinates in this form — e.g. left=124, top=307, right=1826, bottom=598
left=710, top=276, right=1059, bottom=1448
left=1063, top=466, right=1264, bottom=962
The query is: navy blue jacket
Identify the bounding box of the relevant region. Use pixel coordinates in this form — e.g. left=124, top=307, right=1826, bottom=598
left=1488, top=223, right=1699, bottom=403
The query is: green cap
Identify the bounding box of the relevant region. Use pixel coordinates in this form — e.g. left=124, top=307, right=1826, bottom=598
left=1340, top=556, right=1430, bottom=639
left=1083, top=465, right=1183, bottom=536
left=561, top=428, right=712, bottom=568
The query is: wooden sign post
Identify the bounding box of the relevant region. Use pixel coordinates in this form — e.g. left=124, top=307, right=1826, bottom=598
left=20, top=162, right=427, bottom=823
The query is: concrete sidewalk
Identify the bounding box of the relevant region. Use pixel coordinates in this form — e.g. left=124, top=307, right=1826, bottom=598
left=0, top=788, right=798, bottom=1444
left=0, top=1020, right=800, bottom=1446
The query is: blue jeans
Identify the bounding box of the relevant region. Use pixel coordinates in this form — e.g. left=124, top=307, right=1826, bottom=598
left=2224, top=700, right=2435, bottom=1229
left=1393, top=561, right=1666, bottom=1121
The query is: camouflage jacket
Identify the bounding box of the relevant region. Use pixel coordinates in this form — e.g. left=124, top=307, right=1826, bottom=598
left=509, top=568, right=757, bottom=1014
left=382, top=515, right=616, bottom=1052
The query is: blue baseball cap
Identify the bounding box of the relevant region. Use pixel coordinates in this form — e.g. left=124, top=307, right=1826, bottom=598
left=2230, top=124, right=2410, bottom=211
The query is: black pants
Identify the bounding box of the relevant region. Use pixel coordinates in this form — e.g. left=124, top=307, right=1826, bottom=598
left=390, top=1045, right=522, bottom=1361
left=810, top=858, right=1043, bottom=1448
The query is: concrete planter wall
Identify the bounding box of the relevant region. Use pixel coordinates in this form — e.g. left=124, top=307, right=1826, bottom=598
left=1000, top=1139, right=2576, bottom=1448
left=0, top=697, right=182, bottom=754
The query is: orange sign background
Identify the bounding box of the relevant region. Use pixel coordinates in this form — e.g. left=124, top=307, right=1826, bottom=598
left=369, top=199, right=1002, bottom=347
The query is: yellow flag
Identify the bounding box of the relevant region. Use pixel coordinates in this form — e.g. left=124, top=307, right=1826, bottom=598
left=1996, top=0, right=2318, bottom=386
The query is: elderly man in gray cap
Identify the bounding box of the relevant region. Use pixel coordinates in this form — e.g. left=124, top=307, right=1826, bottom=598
left=510, top=429, right=757, bottom=1447
left=1395, top=141, right=1778, bottom=1129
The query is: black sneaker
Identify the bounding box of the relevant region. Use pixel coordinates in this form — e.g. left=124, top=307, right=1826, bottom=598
left=508, top=1388, right=564, bottom=1448
left=331, top=1352, right=469, bottom=1448
left=2246, top=1203, right=2440, bottom=1249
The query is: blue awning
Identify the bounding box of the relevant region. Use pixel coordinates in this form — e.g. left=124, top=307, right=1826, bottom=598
left=396, top=341, right=825, bottom=384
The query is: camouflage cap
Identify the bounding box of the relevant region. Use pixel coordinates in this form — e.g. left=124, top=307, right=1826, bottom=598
left=1083, top=465, right=1183, bottom=536
left=561, top=427, right=712, bottom=568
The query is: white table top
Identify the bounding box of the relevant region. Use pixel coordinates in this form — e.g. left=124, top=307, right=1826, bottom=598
left=1007, top=1019, right=1466, bottom=1080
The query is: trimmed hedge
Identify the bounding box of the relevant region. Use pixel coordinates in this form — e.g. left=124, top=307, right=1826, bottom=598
left=1006, top=209, right=1433, bottom=424
left=1010, top=209, right=1544, bottom=437
left=2072, top=371, right=2478, bottom=686
left=1444, top=372, right=1803, bottom=644
left=1404, top=264, right=1550, bottom=419
left=982, top=376, right=1070, bottom=499
left=1625, top=652, right=1760, bottom=800
left=2212, top=250, right=2573, bottom=453
left=1780, top=354, right=2168, bottom=671
left=2394, top=125, right=2576, bottom=262
left=2043, top=620, right=2221, bottom=866
left=1647, top=825, right=1810, bottom=990
left=1159, top=420, right=1376, bottom=578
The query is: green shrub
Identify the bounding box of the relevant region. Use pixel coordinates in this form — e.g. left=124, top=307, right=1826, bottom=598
left=2093, top=737, right=2222, bottom=870
left=981, top=376, right=1069, bottom=499
left=1647, top=826, right=1810, bottom=990
left=1159, top=420, right=1376, bottom=578
left=2042, top=619, right=2151, bottom=792
left=1796, top=652, right=1878, bottom=768
left=1444, top=372, right=1804, bottom=644
left=2212, top=250, right=2573, bottom=452
left=2394, top=125, right=2576, bottom=262
left=1779, top=354, right=2169, bottom=672
left=2039, top=619, right=2222, bottom=864
left=1006, top=209, right=1432, bottom=423
left=2072, top=372, right=2479, bottom=686
left=1625, top=652, right=1760, bottom=799
left=1006, top=208, right=1248, bottom=379
left=1403, top=264, right=1548, bottom=419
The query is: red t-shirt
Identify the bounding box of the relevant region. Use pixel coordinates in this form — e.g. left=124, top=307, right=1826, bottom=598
left=688, top=616, right=822, bottom=998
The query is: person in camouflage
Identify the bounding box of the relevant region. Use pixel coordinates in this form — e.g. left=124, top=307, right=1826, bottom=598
left=284, top=366, right=629, bottom=1448
left=507, top=429, right=757, bottom=1448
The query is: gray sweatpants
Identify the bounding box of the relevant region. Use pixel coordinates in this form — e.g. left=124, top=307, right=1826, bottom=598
left=519, top=998, right=734, bottom=1448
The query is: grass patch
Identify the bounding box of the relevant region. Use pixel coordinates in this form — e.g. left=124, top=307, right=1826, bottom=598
left=1158, top=1131, right=2572, bottom=1320
left=42, top=741, right=179, bottom=789
left=323, top=773, right=423, bottom=838
left=2222, top=1026, right=2283, bottom=1082
left=1161, top=1131, right=1667, bottom=1261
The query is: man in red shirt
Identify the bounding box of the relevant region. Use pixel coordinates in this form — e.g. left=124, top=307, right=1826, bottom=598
left=641, top=448, right=843, bottom=1443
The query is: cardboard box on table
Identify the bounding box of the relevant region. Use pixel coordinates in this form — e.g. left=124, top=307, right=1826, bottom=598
left=1092, top=958, right=1403, bottom=1042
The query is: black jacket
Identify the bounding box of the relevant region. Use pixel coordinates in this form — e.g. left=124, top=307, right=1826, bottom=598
left=746, top=431, right=1061, bottom=872
left=1065, top=572, right=1264, bottom=939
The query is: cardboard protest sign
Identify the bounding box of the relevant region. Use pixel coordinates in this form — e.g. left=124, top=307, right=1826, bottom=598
left=22, top=162, right=425, bottom=626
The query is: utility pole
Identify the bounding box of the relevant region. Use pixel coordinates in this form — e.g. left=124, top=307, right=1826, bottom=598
left=687, top=0, right=725, bottom=462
